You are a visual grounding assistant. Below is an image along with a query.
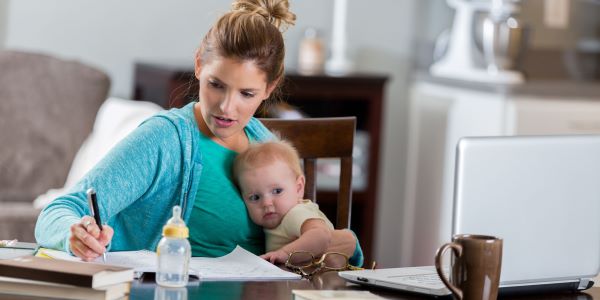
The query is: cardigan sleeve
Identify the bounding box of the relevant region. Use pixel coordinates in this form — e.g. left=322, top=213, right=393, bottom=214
left=34, top=116, right=183, bottom=252
left=246, top=117, right=276, bottom=142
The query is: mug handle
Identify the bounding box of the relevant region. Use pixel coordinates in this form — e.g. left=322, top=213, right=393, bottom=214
left=435, top=242, right=463, bottom=300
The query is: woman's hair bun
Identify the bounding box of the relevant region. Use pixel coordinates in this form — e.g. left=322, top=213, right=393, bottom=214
left=232, top=0, right=296, bottom=31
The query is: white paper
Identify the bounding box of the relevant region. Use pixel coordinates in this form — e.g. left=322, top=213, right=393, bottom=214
left=189, top=246, right=301, bottom=281
left=39, top=248, right=159, bottom=278
left=39, top=246, right=300, bottom=281
left=40, top=249, right=156, bottom=269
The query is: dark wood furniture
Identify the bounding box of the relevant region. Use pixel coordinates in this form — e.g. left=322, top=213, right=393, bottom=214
left=124, top=273, right=600, bottom=300
left=260, top=117, right=356, bottom=229
left=133, top=62, right=388, bottom=264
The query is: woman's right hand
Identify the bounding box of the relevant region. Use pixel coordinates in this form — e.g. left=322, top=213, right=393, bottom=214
left=69, top=216, right=114, bottom=261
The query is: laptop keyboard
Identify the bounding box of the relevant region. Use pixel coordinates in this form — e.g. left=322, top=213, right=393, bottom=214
left=390, top=273, right=446, bottom=288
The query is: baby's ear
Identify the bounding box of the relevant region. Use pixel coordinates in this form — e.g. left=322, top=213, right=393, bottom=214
left=296, top=174, right=306, bottom=198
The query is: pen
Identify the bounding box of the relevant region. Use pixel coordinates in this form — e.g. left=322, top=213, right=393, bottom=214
left=87, top=188, right=107, bottom=262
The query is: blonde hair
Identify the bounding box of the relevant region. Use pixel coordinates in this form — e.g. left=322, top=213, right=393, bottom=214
left=233, top=140, right=303, bottom=184
left=198, top=0, right=296, bottom=89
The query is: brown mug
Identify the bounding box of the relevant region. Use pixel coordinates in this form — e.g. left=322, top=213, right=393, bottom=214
left=434, top=234, right=503, bottom=300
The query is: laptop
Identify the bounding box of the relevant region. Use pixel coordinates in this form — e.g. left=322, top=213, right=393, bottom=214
left=340, top=135, right=600, bottom=296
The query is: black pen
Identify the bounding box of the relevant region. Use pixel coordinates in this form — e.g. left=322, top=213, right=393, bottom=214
left=86, top=188, right=107, bottom=262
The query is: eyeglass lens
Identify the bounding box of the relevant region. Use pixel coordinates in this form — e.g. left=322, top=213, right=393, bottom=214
left=288, top=251, right=314, bottom=267
left=320, top=252, right=348, bottom=270
left=288, top=252, right=349, bottom=269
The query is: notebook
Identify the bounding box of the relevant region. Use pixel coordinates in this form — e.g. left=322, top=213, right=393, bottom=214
left=340, top=135, right=600, bottom=296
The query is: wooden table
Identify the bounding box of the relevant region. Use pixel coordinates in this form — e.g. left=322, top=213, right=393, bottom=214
left=129, top=272, right=600, bottom=299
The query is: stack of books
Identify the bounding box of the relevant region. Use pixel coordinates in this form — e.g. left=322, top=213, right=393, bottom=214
left=0, top=241, right=38, bottom=259
left=0, top=256, right=134, bottom=300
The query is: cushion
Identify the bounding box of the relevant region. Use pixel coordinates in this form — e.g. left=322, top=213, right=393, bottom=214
left=33, top=97, right=163, bottom=208
left=0, top=50, right=110, bottom=203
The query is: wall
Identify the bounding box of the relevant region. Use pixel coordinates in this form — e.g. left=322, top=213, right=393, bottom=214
left=5, top=0, right=417, bottom=267
left=0, top=0, right=7, bottom=48
left=350, top=1, right=416, bottom=268
left=4, top=0, right=342, bottom=98
left=5, top=0, right=235, bottom=98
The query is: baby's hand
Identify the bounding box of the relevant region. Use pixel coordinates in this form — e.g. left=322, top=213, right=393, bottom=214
left=260, top=249, right=289, bottom=264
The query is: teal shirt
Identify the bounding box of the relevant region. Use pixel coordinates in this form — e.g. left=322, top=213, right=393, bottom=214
left=34, top=102, right=274, bottom=254
left=189, top=131, right=263, bottom=257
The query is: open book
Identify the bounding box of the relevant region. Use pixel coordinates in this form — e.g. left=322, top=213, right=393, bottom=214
left=39, top=245, right=301, bottom=281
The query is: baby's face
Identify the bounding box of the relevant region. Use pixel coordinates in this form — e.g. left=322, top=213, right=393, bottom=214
left=238, top=160, right=304, bottom=229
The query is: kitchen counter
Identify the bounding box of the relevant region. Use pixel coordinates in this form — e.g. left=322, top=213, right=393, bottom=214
left=413, top=71, right=600, bottom=99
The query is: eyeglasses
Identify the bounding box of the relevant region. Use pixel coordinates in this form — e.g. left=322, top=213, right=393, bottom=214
left=285, top=251, right=375, bottom=278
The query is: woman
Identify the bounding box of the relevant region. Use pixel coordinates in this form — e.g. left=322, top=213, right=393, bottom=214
left=35, top=0, right=362, bottom=264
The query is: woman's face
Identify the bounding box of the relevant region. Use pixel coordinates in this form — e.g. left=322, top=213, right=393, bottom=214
left=195, top=55, right=275, bottom=145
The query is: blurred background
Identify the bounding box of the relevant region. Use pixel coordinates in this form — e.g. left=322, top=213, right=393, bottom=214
left=1, top=0, right=600, bottom=268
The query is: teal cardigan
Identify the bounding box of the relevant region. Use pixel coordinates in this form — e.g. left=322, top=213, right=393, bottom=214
left=34, top=102, right=273, bottom=253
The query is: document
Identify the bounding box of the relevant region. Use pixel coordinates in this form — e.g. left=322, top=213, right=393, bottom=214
left=39, top=246, right=301, bottom=281
left=38, top=248, right=156, bottom=279
left=189, top=246, right=301, bottom=281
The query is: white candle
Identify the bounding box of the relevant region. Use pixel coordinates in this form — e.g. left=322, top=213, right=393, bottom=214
left=326, top=0, right=353, bottom=74
left=331, top=0, right=347, bottom=59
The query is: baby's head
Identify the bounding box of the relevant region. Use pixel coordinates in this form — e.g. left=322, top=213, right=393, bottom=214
left=233, top=140, right=305, bottom=229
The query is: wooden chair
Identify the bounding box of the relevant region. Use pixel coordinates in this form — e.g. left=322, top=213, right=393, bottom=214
left=259, top=117, right=356, bottom=229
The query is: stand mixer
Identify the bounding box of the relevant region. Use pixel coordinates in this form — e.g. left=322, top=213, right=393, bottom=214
left=430, top=0, right=525, bottom=84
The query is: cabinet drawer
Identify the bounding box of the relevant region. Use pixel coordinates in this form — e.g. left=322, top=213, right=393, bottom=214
left=511, top=98, right=600, bottom=135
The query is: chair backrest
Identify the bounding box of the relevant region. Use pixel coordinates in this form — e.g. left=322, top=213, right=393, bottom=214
left=259, top=117, right=356, bottom=229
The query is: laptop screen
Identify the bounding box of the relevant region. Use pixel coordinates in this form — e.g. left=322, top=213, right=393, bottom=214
left=452, top=135, right=600, bottom=284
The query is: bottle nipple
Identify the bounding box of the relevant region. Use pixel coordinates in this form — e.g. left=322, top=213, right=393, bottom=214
left=162, top=205, right=189, bottom=238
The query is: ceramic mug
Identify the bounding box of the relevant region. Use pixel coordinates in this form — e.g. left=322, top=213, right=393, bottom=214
left=435, top=234, right=503, bottom=300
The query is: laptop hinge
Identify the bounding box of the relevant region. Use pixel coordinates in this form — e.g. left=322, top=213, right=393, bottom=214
left=578, top=279, right=591, bottom=290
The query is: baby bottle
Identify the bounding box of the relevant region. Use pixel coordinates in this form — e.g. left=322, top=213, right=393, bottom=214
left=156, top=205, right=191, bottom=287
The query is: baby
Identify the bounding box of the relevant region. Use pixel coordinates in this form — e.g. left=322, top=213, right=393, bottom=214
left=233, top=140, right=358, bottom=265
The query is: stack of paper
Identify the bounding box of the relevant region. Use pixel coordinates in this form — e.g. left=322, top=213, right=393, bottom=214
left=0, top=241, right=38, bottom=259
left=40, top=245, right=301, bottom=281
left=190, top=246, right=301, bottom=281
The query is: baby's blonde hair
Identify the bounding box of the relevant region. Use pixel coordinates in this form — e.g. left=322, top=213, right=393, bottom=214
left=233, top=140, right=303, bottom=184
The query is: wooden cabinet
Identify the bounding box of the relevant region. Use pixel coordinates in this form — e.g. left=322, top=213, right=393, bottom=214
left=133, top=62, right=388, bottom=264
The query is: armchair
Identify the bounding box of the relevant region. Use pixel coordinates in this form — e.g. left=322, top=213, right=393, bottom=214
left=0, top=50, right=110, bottom=242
